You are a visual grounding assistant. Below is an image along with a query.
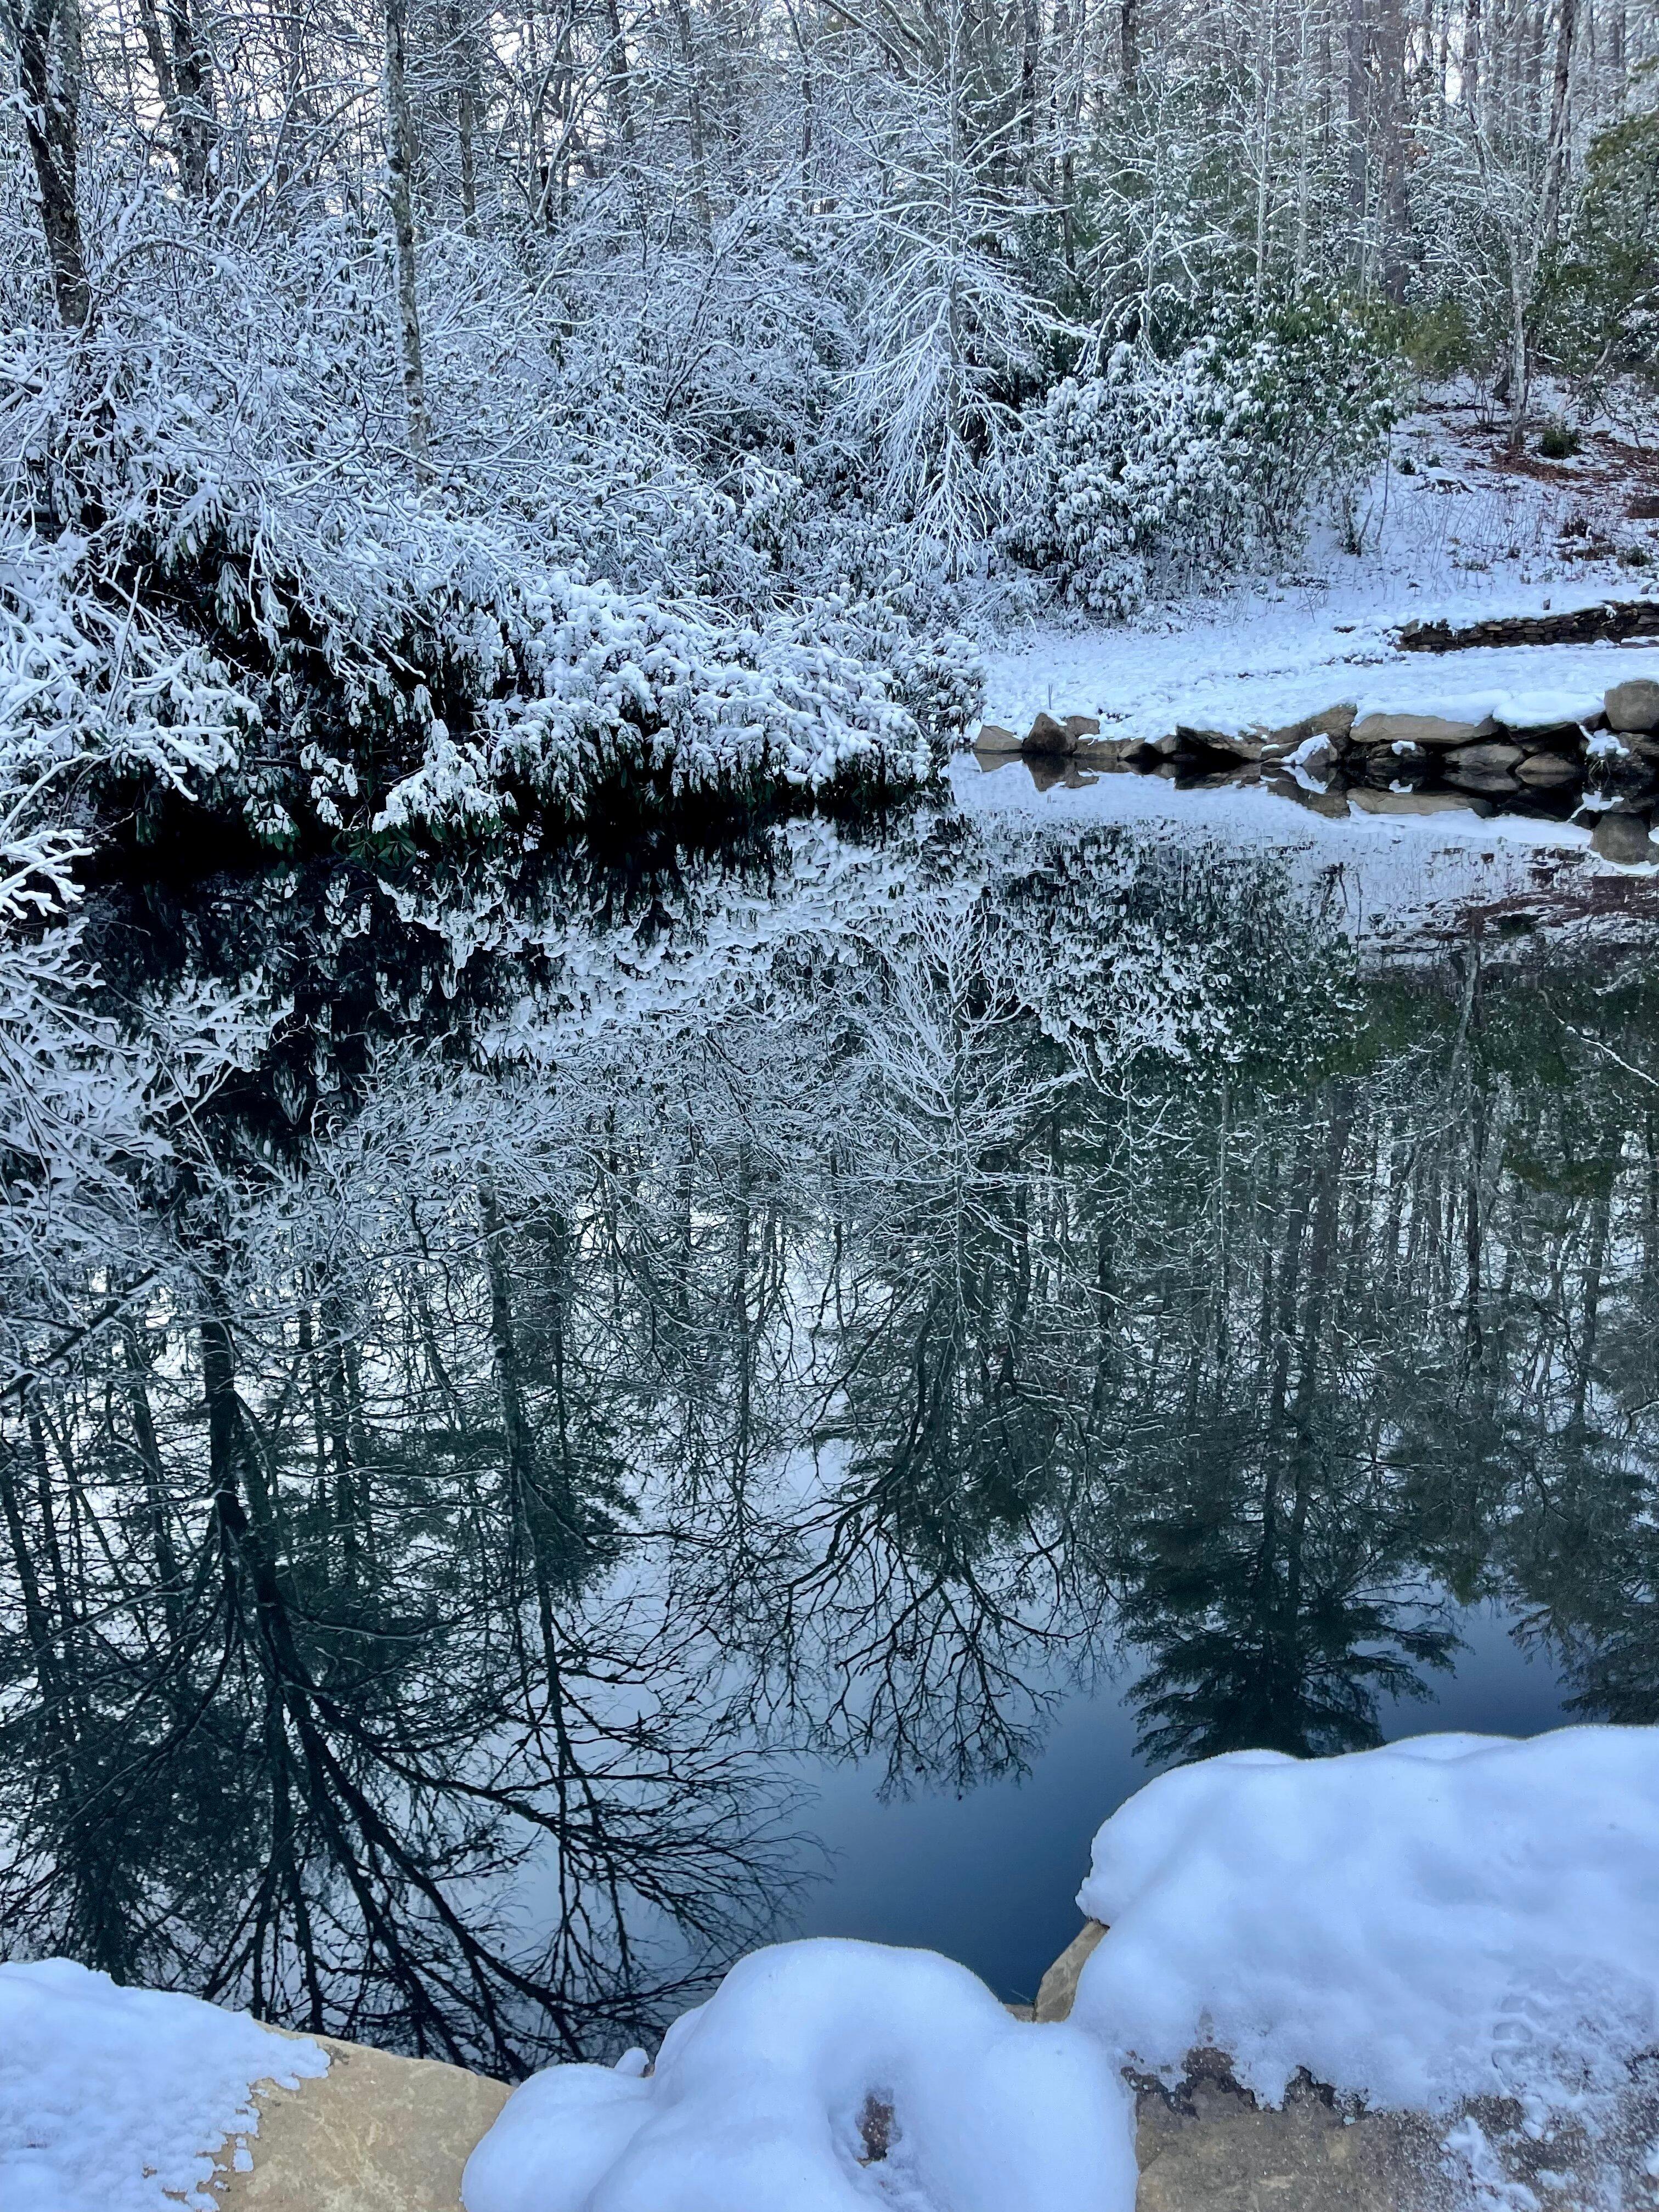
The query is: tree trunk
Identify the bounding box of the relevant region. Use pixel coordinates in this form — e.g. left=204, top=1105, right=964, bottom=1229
left=1376, top=0, right=1410, bottom=302
left=1506, top=241, right=1529, bottom=452
left=668, top=0, right=713, bottom=238
left=134, top=0, right=187, bottom=176
left=4, top=0, right=91, bottom=326
left=1536, top=0, right=1577, bottom=251
left=1345, top=0, right=1368, bottom=278
left=166, top=0, right=216, bottom=194
left=450, top=0, right=481, bottom=230
left=1019, top=0, right=1039, bottom=155
left=603, top=0, right=635, bottom=150
left=382, top=0, right=434, bottom=476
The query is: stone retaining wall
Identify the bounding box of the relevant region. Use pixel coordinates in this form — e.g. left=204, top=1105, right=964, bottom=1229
left=1396, top=599, right=1659, bottom=652
left=974, top=679, right=1659, bottom=863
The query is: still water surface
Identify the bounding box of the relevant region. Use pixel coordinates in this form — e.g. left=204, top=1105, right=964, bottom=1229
left=4, top=803, right=1655, bottom=2069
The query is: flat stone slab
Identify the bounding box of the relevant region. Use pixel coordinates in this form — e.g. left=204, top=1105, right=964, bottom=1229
left=215, top=2032, right=510, bottom=2212
left=1351, top=712, right=1497, bottom=751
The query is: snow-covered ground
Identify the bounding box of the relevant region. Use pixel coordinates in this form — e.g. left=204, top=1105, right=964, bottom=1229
left=967, top=402, right=1659, bottom=924
left=459, top=1726, right=1659, bottom=2212
left=0, top=1960, right=327, bottom=2212
left=980, top=389, right=1659, bottom=751
left=981, top=618, right=1659, bottom=753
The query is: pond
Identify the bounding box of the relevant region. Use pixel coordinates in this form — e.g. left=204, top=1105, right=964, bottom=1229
left=4, top=795, right=1658, bottom=2076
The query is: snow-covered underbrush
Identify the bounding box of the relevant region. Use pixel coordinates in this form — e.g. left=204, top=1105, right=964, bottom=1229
left=459, top=1726, right=1658, bottom=2212
left=1004, top=310, right=1401, bottom=619
left=0, top=300, right=966, bottom=861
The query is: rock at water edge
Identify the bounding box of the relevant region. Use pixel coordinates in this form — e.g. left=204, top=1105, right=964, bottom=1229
left=1264, top=774, right=1350, bottom=819
left=1445, top=742, right=1524, bottom=773
left=1605, top=679, right=1659, bottom=733
left=1515, top=753, right=1581, bottom=787
left=215, top=2033, right=511, bottom=2212
left=1444, top=765, right=1522, bottom=795
left=1034, top=1922, right=1109, bottom=2024
left=1022, top=712, right=1072, bottom=756
left=1348, top=787, right=1490, bottom=817
left=1350, top=712, right=1497, bottom=751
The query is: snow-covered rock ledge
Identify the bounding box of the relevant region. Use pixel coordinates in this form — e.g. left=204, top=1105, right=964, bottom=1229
left=4, top=1728, right=1656, bottom=2212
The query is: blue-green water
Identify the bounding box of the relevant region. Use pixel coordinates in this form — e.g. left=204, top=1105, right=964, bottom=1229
left=2, top=806, right=1651, bottom=2069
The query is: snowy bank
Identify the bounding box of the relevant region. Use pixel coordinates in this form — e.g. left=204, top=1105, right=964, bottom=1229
left=1071, top=1728, right=1659, bottom=2113
left=9, top=1729, right=1657, bottom=2212
left=0, top=1959, right=328, bottom=2211
left=981, top=602, right=1659, bottom=751
left=459, top=1726, right=1659, bottom=2212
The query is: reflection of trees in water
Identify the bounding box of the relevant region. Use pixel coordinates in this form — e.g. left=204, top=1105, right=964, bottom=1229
left=5, top=819, right=1659, bottom=2063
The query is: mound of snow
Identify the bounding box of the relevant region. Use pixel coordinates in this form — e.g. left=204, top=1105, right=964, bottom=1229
left=1071, top=1726, right=1659, bottom=2112
left=461, top=1938, right=1135, bottom=2212
left=0, top=1959, right=328, bottom=2211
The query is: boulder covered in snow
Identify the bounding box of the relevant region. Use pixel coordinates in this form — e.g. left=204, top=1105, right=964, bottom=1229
left=1072, top=1727, right=1659, bottom=2112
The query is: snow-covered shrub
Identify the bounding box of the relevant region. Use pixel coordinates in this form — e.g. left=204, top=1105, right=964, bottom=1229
left=0, top=517, right=252, bottom=808
left=724, top=470, right=988, bottom=746
left=1008, top=307, right=1400, bottom=616
left=375, top=574, right=934, bottom=837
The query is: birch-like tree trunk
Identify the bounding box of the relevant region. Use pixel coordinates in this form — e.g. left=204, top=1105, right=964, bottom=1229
left=1537, top=0, right=1578, bottom=249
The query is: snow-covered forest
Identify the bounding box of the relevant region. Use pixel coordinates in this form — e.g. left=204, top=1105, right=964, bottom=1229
left=2, top=0, right=1657, bottom=868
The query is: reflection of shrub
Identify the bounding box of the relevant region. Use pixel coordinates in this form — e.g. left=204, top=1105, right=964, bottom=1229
left=1538, top=417, right=1582, bottom=459
left=1006, top=302, right=1400, bottom=617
